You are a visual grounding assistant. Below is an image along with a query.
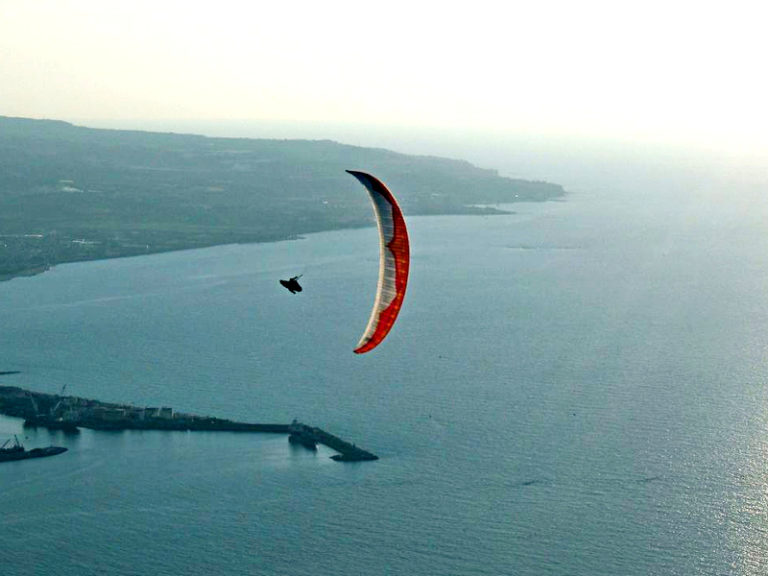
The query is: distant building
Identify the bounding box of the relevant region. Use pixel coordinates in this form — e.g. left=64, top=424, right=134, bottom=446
left=92, top=407, right=125, bottom=421
left=124, top=408, right=144, bottom=420
left=145, top=407, right=174, bottom=419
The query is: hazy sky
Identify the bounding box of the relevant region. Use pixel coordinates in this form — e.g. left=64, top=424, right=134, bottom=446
left=1, top=1, right=766, bottom=154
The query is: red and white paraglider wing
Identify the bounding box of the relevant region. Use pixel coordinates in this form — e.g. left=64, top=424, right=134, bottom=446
left=346, top=171, right=410, bottom=354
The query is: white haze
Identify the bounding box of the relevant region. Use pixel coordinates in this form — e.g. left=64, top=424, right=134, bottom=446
left=1, top=0, right=767, bottom=159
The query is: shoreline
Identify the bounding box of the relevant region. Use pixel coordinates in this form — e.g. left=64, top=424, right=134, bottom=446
left=0, top=115, right=566, bottom=285
left=0, top=265, right=51, bottom=283
left=0, top=206, right=520, bottom=284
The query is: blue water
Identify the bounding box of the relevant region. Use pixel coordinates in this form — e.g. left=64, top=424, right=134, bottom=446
left=2, top=164, right=768, bottom=575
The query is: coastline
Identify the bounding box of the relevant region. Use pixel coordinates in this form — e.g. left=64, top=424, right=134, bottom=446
left=0, top=206, right=519, bottom=284
left=0, top=115, right=566, bottom=285
left=0, top=264, right=51, bottom=283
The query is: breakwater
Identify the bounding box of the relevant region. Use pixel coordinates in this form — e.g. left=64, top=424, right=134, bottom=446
left=0, top=386, right=377, bottom=462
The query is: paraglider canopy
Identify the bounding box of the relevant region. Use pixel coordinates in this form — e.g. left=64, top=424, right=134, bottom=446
left=346, top=170, right=410, bottom=354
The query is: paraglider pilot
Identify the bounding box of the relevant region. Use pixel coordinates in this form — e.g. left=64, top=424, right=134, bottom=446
left=280, top=275, right=303, bottom=294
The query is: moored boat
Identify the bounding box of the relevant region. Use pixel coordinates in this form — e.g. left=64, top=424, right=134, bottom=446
left=0, top=436, right=67, bottom=462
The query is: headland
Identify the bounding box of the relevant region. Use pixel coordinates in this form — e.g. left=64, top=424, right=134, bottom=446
left=0, top=116, right=565, bottom=283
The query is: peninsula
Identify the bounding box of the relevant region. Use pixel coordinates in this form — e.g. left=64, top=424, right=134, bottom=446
left=0, top=116, right=565, bottom=281
left=0, top=386, right=377, bottom=462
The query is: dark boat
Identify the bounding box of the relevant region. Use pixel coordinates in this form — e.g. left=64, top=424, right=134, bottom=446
left=23, top=415, right=80, bottom=434
left=0, top=436, right=67, bottom=463
left=330, top=452, right=379, bottom=462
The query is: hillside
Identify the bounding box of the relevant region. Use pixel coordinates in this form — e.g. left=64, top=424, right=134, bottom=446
left=0, top=116, right=565, bottom=279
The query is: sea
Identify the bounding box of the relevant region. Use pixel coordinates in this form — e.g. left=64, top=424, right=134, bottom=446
left=1, top=138, right=768, bottom=575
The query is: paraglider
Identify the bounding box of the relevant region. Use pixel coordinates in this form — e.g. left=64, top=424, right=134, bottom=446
left=280, top=275, right=303, bottom=294
left=346, top=170, right=410, bottom=354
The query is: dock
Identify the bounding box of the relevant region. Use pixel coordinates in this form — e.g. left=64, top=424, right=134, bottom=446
left=288, top=422, right=378, bottom=461
left=0, top=386, right=377, bottom=462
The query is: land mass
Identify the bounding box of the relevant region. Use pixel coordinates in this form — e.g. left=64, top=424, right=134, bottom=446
left=0, top=116, right=565, bottom=281
left=0, top=385, right=377, bottom=462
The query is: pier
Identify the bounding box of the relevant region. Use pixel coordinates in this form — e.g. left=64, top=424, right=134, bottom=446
left=0, top=386, right=377, bottom=462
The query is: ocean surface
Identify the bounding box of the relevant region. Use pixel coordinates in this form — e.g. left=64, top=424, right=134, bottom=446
left=2, top=156, right=768, bottom=575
